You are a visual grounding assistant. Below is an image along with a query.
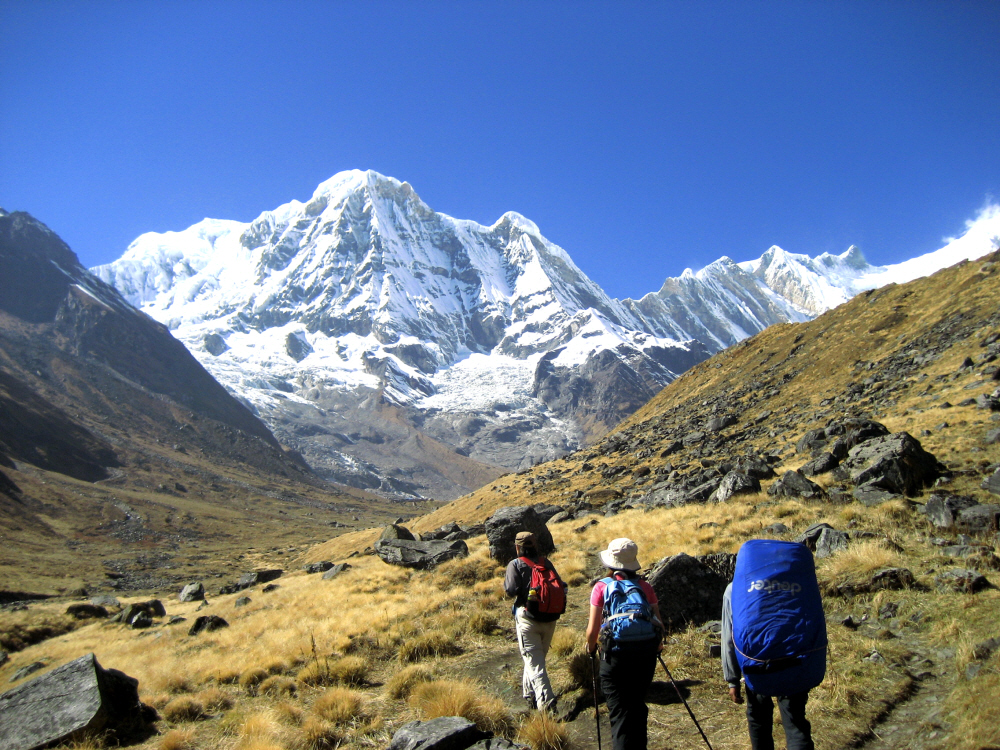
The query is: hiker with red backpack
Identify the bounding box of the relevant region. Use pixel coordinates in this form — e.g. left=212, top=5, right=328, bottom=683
left=585, top=538, right=664, bottom=750
left=503, top=531, right=567, bottom=712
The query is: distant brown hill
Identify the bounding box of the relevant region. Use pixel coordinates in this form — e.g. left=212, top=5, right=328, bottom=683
left=0, top=211, right=403, bottom=596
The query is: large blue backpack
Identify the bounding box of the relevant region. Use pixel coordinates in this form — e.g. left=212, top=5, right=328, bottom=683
left=599, top=577, right=661, bottom=651
left=731, top=540, right=827, bottom=696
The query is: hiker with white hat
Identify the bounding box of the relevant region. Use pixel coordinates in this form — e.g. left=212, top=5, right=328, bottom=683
left=503, top=530, right=567, bottom=712
left=585, top=538, right=663, bottom=750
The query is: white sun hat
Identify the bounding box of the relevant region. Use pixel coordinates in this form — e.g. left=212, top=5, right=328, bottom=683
left=599, top=537, right=641, bottom=571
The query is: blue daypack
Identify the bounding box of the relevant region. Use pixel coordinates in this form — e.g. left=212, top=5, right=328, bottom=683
left=599, top=577, right=661, bottom=651
left=731, top=540, right=827, bottom=696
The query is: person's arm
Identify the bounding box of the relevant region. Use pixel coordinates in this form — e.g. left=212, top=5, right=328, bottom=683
left=503, top=560, right=522, bottom=598
left=721, top=583, right=743, bottom=703
left=585, top=604, right=602, bottom=655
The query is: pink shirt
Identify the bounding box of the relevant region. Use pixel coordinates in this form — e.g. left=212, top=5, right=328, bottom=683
left=590, top=575, right=658, bottom=608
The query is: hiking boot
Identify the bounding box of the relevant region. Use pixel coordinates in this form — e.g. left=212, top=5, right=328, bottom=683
left=541, top=698, right=558, bottom=714
left=524, top=695, right=537, bottom=711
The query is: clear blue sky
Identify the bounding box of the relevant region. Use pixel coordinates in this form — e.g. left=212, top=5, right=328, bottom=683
left=2, top=1, right=998, bottom=300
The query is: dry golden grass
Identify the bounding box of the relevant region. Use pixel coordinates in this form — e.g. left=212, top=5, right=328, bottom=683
left=158, top=728, right=196, bottom=750
left=409, top=679, right=513, bottom=737
left=311, top=686, right=364, bottom=724
left=239, top=667, right=270, bottom=694
left=385, top=664, right=435, bottom=699
left=161, top=695, right=207, bottom=722
left=0, top=609, right=80, bottom=652
left=517, top=711, right=570, bottom=750
left=259, top=675, right=297, bottom=697
left=466, top=608, right=501, bottom=635
left=549, top=627, right=580, bottom=658
left=196, top=686, right=234, bottom=712
left=298, top=717, right=341, bottom=750
left=398, top=630, right=462, bottom=662
left=563, top=652, right=594, bottom=692
left=817, top=539, right=908, bottom=592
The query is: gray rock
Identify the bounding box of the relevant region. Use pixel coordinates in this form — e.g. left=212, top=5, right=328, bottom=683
left=853, top=485, right=901, bottom=507
left=89, top=595, right=119, bottom=609
left=709, top=472, right=761, bottom=503
left=0, top=652, right=7, bottom=668
left=985, top=428, right=1000, bottom=445
left=696, top=552, right=737, bottom=582
left=957, top=504, right=1000, bottom=532
left=973, top=636, right=1000, bottom=661
left=374, top=538, right=469, bottom=570
left=236, top=570, right=283, bottom=590
left=484, top=506, right=554, bottom=564
left=234, top=597, right=251, bottom=608
left=65, top=604, right=108, bottom=620
left=467, top=740, right=529, bottom=750
left=795, top=523, right=835, bottom=550
left=732, top=456, right=776, bottom=480
left=871, top=568, right=916, bottom=591
left=801, top=452, right=839, bottom=476
left=767, top=470, right=823, bottom=499
left=0, top=653, right=149, bottom=750
left=935, top=569, right=991, bottom=593
left=706, top=415, right=737, bottom=432
left=815, top=528, right=850, bottom=559
left=178, top=582, right=205, bottom=602
left=380, top=524, right=416, bottom=542
left=763, top=523, right=790, bottom=535
left=10, top=662, right=46, bottom=683
left=322, top=563, right=352, bottom=580
left=647, top=553, right=728, bottom=631
left=841, top=432, right=944, bottom=496
left=387, top=716, right=488, bottom=750
left=304, top=561, right=335, bottom=574
left=982, top=469, right=1000, bottom=496
left=130, top=612, right=152, bottom=629
left=923, top=493, right=979, bottom=528
left=188, top=615, right=229, bottom=635
left=115, top=601, right=164, bottom=626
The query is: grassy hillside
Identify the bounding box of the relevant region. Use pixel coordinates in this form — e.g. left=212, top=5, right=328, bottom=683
left=2, top=252, right=999, bottom=750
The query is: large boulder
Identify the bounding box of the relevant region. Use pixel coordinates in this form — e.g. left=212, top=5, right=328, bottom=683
left=767, top=470, right=823, bottom=499
left=983, top=469, right=1000, bottom=496
left=237, top=570, right=283, bottom=589
left=388, top=716, right=488, bottom=750
left=840, top=432, right=944, bottom=496
left=923, top=493, right=979, bottom=528
left=178, top=582, right=205, bottom=602
left=646, top=553, right=728, bottom=631
left=957, top=504, right=1000, bottom=533
left=380, top=524, right=416, bottom=542
left=374, top=539, right=469, bottom=570
left=485, top=506, right=554, bottom=564
left=0, top=653, right=151, bottom=750
left=709, top=472, right=761, bottom=503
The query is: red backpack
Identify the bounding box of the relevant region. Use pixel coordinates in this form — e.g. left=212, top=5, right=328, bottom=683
left=520, top=557, right=566, bottom=621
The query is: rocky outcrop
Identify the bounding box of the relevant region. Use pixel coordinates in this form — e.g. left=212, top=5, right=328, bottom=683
left=374, top=539, right=469, bottom=570
left=646, top=553, right=728, bottom=630
left=837, top=432, right=945, bottom=496
left=485, top=506, right=554, bottom=564
left=0, top=653, right=152, bottom=750
left=387, top=716, right=492, bottom=750
left=178, top=582, right=205, bottom=602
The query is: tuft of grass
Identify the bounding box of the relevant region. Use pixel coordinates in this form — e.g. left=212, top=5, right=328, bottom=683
left=818, top=539, right=907, bottom=592
left=408, top=679, right=513, bottom=737
left=196, top=686, right=233, bottom=713
left=297, top=656, right=368, bottom=687
left=435, top=552, right=500, bottom=586
left=159, top=728, right=196, bottom=750
left=549, top=628, right=579, bottom=658
left=162, top=695, right=207, bottom=722
left=398, top=630, right=462, bottom=662
left=239, top=667, right=270, bottom=694
left=259, top=675, right=297, bottom=697
left=274, top=702, right=305, bottom=726
left=467, top=608, right=501, bottom=635
left=517, top=711, right=569, bottom=750
left=298, top=718, right=341, bottom=750
left=565, top=652, right=594, bottom=692
left=311, top=686, right=365, bottom=724
left=385, top=664, right=435, bottom=700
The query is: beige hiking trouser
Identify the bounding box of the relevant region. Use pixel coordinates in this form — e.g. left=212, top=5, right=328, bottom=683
left=514, top=606, right=557, bottom=708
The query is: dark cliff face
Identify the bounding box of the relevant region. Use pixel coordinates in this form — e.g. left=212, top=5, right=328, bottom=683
left=0, top=211, right=299, bottom=480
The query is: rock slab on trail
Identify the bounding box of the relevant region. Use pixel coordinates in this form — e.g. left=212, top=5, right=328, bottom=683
left=0, top=653, right=148, bottom=750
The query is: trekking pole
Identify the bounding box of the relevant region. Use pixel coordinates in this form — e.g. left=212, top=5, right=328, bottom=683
left=656, top=654, right=714, bottom=750
left=590, top=650, right=603, bottom=750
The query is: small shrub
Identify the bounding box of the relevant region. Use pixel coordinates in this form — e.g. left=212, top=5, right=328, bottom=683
left=398, top=630, right=462, bottom=662
left=312, top=687, right=364, bottom=724
left=517, top=711, right=569, bottom=750
left=327, top=656, right=368, bottom=685
left=409, top=679, right=513, bottom=737
left=159, top=728, right=196, bottom=750
left=385, top=664, right=435, bottom=699
left=275, top=702, right=305, bottom=726
left=162, top=695, right=207, bottom=722
left=240, top=667, right=270, bottom=694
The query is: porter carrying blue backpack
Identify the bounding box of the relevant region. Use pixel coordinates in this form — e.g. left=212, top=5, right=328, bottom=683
left=599, top=576, right=661, bottom=651
left=731, top=539, right=827, bottom=696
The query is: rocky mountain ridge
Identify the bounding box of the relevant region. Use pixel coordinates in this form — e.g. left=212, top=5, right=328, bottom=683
left=92, top=172, right=1000, bottom=500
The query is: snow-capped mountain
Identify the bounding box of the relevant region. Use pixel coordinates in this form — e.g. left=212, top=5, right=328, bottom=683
left=92, top=172, right=1000, bottom=499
